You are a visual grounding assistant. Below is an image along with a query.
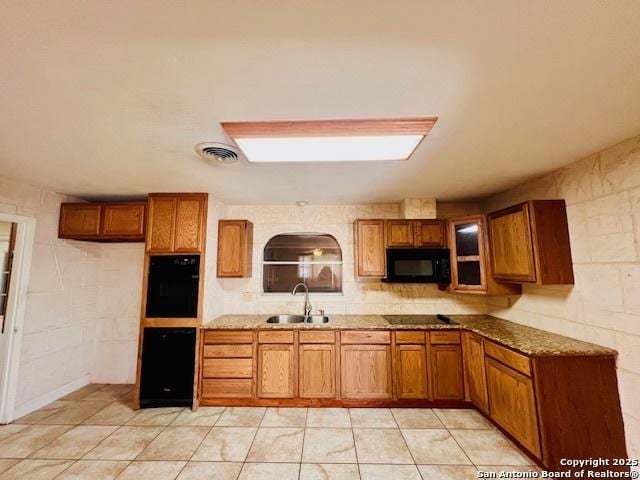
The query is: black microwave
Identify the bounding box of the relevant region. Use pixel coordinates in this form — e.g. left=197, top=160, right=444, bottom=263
left=384, top=248, right=451, bottom=284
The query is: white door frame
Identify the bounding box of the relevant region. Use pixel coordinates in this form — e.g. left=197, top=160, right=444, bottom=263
left=0, top=214, right=35, bottom=424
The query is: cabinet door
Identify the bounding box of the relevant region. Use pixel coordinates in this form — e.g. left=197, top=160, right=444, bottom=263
left=341, top=345, right=392, bottom=399
left=396, top=345, right=428, bottom=399
left=355, top=220, right=386, bottom=277
left=174, top=195, right=206, bottom=252
left=387, top=220, right=414, bottom=247
left=101, top=204, right=145, bottom=238
left=146, top=196, right=176, bottom=252
left=258, top=344, right=295, bottom=398
left=488, top=203, right=536, bottom=282
left=463, top=333, right=488, bottom=412
left=59, top=204, right=101, bottom=238
left=217, top=220, right=251, bottom=277
left=430, top=345, right=464, bottom=400
left=299, top=344, right=336, bottom=398
left=486, top=357, right=541, bottom=458
left=415, top=220, right=445, bottom=247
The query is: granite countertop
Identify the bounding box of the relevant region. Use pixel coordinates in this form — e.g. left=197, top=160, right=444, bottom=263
left=201, top=314, right=616, bottom=357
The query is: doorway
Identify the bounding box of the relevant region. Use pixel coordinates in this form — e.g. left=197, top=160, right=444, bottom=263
left=0, top=214, right=35, bottom=424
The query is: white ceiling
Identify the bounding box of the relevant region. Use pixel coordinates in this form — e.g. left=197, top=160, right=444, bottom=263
left=1, top=1, right=639, bottom=204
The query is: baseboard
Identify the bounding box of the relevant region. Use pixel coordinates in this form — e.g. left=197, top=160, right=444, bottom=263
left=12, top=375, right=91, bottom=421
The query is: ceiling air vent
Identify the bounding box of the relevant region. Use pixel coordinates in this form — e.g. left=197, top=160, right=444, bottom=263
left=195, top=142, right=241, bottom=164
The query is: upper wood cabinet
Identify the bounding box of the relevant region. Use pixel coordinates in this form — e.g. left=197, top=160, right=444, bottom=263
left=387, top=219, right=445, bottom=248
left=146, top=193, right=207, bottom=253
left=217, top=220, right=253, bottom=278
left=488, top=200, right=574, bottom=285
left=59, top=202, right=145, bottom=242
left=446, top=215, right=520, bottom=295
left=355, top=219, right=386, bottom=277
left=463, top=332, right=488, bottom=413
left=101, top=203, right=145, bottom=238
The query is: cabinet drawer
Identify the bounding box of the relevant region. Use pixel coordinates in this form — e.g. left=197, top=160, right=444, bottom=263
left=341, top=330, right=390, bottom=344
left=203, top=331, right=253, bottom=344
left=430, top=331, right=461, bottom=344
left=299, top=330, right=335, bottom=344
left=202, top=358, right=253, bottom=378
left=485, top=341, right=531, bottom=376
left=202, top=379, right=252, bottom=398
left=395, top=331, right=426, bottom=344
left=203, top=344, right=253, bottom=358
left=258, top=330, right=294, bottom=344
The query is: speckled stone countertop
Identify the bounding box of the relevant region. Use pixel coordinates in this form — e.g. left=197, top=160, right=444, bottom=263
left=201, top=314, right=616, bottom=357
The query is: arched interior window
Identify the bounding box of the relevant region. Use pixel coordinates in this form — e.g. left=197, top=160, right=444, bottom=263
left=263, top=233, right=342, bottom=293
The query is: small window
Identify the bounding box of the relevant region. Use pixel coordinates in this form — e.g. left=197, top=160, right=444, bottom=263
left=263, top=233, right=342, bottom=293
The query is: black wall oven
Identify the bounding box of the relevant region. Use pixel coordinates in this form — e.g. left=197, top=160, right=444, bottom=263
left=145, top=255, right=200, bottom=318
left=384, top=248, right=451, bottom=284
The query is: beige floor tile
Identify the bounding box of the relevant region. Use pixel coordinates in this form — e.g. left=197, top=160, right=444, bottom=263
left=55, top=460, right=129, bottom=479
left=349, top=408, right=397, bottom=428
left=40, top=401, right=112, bottom=425
left=0, top=424, right=28, bottom=441
left=391, top=409, right=444, bottom=428
left=238, top=462, right=300, bottom=480
left=60, top=384, right=106, bottom=401
left=191, top=426, right=257, bottom=461
left=31, top=425, right=118, bottom=459
left=216, top=407, right=266, bottom=427
left=433, top=408, right=491, bottom=429
left=116, top=460, right=186, bottom=480
left=300, top=463, right=359, bottom=480
left=12, top=401, right=75, bottom=424
left=177, top=461, right=243, bottom=480
left=83, top=403, right=138, bottom=425
left=359, top=464, right=422, bottom=480
left=353, top=428, right=413, bottom=464
left=261, top=407, right=307, bottom=427
left=306, top=408, right=351, bottom=428
left=418, top=465, right=479, bottom=480
left=246, top=427, right=304, bottom=462
left=0, top=425, right=71, bottom=458
left=450, top=429, right=530, bottom=465
left=0, top=459, right=73, bottom=479
left=83, top=425, right=163, bottom=460
left=302, top=428, right=357, bottom=463
left=83, top=384, right=132, bottom=402
left=171, top=406, right=225, bottom=426
left=137, top=426, right=210, bottom=460
left=477, top=465, right=542, bottom=474
left=401, top=428, right=471, bottom=465
left=0, top=459, right=19, bottom=474
left=126, top=407, right=184, bottom=426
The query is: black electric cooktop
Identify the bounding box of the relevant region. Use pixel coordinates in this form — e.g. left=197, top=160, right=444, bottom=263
left=382, top=314, right=458, bottom=325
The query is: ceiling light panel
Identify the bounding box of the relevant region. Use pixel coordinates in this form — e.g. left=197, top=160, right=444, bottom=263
left=221, top=117, right=437, bottom=163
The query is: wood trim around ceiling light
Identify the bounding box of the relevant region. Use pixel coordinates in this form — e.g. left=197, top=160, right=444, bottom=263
left=221, top=117, right=438, bottom=138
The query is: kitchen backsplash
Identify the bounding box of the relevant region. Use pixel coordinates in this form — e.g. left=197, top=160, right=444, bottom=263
left=213, top=202, right=487, bottom=317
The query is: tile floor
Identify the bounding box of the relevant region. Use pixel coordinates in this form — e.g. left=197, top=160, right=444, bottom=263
left=0, top=384, right=541, bottom=479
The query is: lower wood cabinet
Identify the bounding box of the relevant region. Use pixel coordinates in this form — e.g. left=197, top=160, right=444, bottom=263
left=430, top=344, right=464, bottom=400
left=395, top=344, right=428, bottom=399
left=486, top=357, right=541, bottom=458
left=340, top=344, right=392, bottom=399
left=299, top=344, right=336, bottom=398
left=463, top=332, right=489, bottom=412
left=257, top=344, right=295, bottom=398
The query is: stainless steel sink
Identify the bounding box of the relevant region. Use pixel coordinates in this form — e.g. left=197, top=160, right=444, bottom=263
left=265, top=314, right=331, bottom=324
left=305, top=315, right=330, bottom=324
left=266, top=314, right=306, bottom=324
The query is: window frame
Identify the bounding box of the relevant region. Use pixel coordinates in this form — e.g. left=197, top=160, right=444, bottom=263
left=262, top=232, right=343, bottom=294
